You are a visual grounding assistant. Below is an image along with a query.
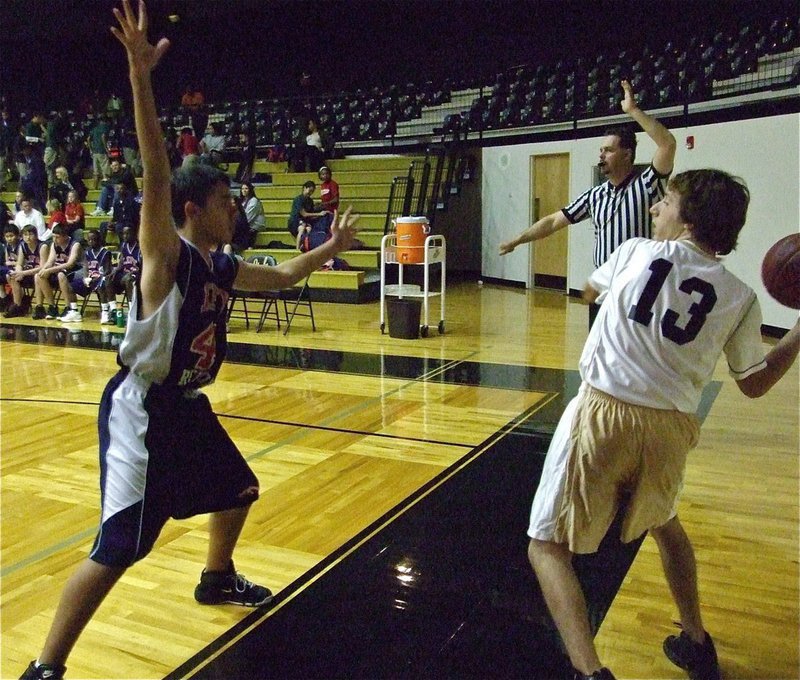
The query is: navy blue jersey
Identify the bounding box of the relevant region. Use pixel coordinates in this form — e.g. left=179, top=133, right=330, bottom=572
left=118, top=238, right=238, bottom=390
left=20, top=241, right=44, bottom=270
left=118, top=241, right=142, bottom=275
left=2, top=240, right=20, bottom=267
left=53, top=238, right=81, bottom=272
left=86, top=247, right=112, bottom=280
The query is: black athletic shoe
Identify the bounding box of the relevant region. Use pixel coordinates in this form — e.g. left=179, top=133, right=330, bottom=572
left=663, top=630, right=721, bottom=680
left=44, top=304, right=59, bottom=320
left=573, top=667, right=616, bottom=680
left=19, top=660, right=66, bottom=680
left=31, top=305, right=46, bottom=320
left=194, top=563, right=273, bottom=607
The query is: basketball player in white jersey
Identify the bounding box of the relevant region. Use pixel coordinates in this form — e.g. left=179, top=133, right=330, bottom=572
left=526, top=169, right=800, bottom=680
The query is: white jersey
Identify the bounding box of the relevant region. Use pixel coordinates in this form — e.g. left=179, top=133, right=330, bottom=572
left=581, top=238, right=767, bottom=413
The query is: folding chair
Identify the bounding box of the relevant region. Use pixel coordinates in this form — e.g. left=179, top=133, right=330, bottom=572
left=277, top=275, right=315, bottom=335
left=226, top=255, right=281, bottom=332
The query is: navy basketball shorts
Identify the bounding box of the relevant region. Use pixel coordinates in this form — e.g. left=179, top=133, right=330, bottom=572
left=90, top=370, right=260, bottom=567
left=71, top=276, right=103, bottom=297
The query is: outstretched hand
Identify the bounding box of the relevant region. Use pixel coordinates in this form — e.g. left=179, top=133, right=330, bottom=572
left=110, top=0, right=170, bottom=75
left=328, top=207, right=359, bottom=252
left=498, top=241, right=515, bottom=256
left=620, top=79, right=637, bottom=114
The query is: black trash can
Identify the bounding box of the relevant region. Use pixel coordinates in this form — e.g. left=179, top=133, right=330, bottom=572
left=387, top=297, right=421, bottom=339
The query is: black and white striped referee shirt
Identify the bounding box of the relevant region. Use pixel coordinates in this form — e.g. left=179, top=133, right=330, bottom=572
left=562, top=165, right=669, bottom=268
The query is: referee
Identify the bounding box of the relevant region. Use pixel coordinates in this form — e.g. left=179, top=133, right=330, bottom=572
left=499, top=80, right=676, bottom=327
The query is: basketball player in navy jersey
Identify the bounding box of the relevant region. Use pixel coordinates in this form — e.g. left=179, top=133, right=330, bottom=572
left=105, top=223, right=141, bottom=321
left=0, top=224, right=21, bottom=315
left=11, top=224, right=50, bottom=319
left=526, top=170, right=800, bottom=680
left=21, top=3, right=358, bottom=678
left=36, top=225, right=84, bottom=321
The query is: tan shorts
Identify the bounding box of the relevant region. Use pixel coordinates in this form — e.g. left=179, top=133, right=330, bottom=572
left=528, top=384, right=700, bottom=554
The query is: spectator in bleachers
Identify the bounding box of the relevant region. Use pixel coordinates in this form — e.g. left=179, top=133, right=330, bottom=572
left=164, top=128, right=182, bottom=170
left=24, top=113, right=46, bottom=156
left=64, top=190, right=85, bottom=241
left=64, top=133, right=90, bottom=200
left=230, top=196, right=256, bottom=253
left=99, top=181, right=140, bottom=245
left=12, top=224, right=50, bottom=319
left=49, top=165, right=73, bottom=208
left=89, top=115, right=111, bottom=189
left=240, top=182, right=266, bottom=233
left=287, top=180, right=333, bottom=238
left=12, top=122, right=28, bottom=181
left=0, top=224, right=21, bottom=314
left=199, top=122, right=226, bottom=167
left=0, top=108, right=13, bottom=191
left=177, top=126, right=200, bottom=167
left=37, top=224, right=84, bottom=321
left=45, top=198, right=66, bottom=235
left=181, top=84, right=207, bottom=137
left=13, top=196, right=49, bottom=242
left=44, top=112, right=67, bottom=187
left=120, top=118, right=142, bottom=175
left=0, top=200, right=12, bottom=228
left=316, top=166, right=340, bottom=212
left=106, top=92, right=123, bottom=121
left=233, top=132, right=257, bottom=185
left=72, top=229, right=113, bottom=323
left=20, top=144, right=48, bottom=211
left=91, top=158, right=138, bottom=216
left=289, top=118, right=327, bottom=173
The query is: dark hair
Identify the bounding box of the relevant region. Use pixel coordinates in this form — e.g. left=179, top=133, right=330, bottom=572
left=669, top=169, right=750, bottom=255
left=604, top=125, right=637, bottom=163
left=240, top=181, right=257, bottom=199
left=302, top=180, right=316, bottom=190
left=171, top=163, right=231, bottom=227
left=3, top=224, right=20, bottom=236
left=51, top=224, right=66, bottom=236
left=21, top=224, right=38, bottom=236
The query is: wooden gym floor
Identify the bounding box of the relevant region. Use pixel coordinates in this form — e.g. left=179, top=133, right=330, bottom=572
left=1, top=281, right=797, bottom=679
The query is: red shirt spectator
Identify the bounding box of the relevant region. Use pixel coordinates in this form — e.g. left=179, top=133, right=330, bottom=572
left=317, top=166, right=340, bottom=212
left=177, top=128, right=199, bottom=158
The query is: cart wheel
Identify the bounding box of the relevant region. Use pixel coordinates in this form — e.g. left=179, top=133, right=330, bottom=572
left=380, top=322, right=385, bottom=334
left=438, top=320, right=445, bottom=334
left=420, top=325, right=429, bottom=338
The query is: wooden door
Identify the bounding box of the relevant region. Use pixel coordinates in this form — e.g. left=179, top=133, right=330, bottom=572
left=530, top=153, right=569, bottom=290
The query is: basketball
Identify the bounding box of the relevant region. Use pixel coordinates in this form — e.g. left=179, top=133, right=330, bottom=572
left=761, top=233, right=800, bottom=309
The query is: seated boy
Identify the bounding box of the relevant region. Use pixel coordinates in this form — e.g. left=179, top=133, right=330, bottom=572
left=9, top=224, right=50, bottom=319
left=104, top=223, right=141, bottom=321
left=36, top=224, right=84, bottom=321
left=0, top=224, right=21, bottom=314
left=70, top=229, right=113, bottom=323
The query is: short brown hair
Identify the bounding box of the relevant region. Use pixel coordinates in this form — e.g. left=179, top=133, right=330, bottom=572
left=669, top=169, right=749, bottom=255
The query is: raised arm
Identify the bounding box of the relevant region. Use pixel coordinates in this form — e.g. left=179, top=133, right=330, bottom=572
left=111, top=0, right=178, bottom=317
left=620, top=79, right=676, bottom=176
left=499, top=210, right=571, bottom=256
left=234, top=208, right=358, bottom=291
